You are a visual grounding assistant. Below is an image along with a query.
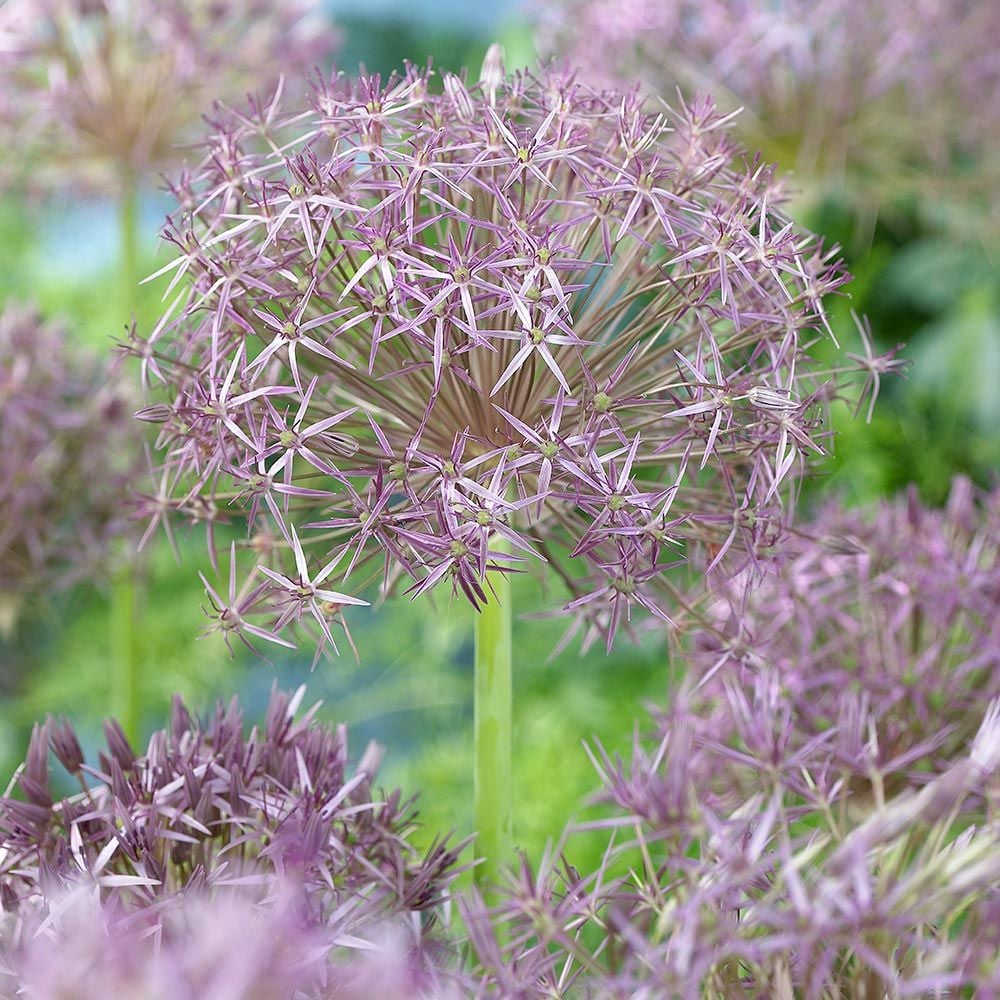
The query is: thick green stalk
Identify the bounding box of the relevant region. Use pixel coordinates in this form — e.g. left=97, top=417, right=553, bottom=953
left=112, top=169, right=140, bottom=742
left=473, top=560, right=513, bottom=899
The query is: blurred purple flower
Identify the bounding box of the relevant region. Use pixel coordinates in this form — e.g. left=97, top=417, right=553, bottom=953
left=0, top=688, right=464, bottom=1000
left=131, top=55, right=882, bottom=655
left=5, top=887, right=329, bottom=999
left=535, top=0, right=1000, bottom=219
left=453, top=479, right=1000, bottom=994
left=3, top=885, right=467, bottom=998
left=461, top=665, right=1000, bottom=996
left=692, top=476, right=1000, bottom=789
left=0, top=0, right=338, bottom=192
left=0, top=302, right=143, bottom=635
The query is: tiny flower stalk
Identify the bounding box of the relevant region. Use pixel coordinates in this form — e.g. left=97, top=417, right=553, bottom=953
left=473, top=545, right=513, bottom=894
left=118, top=168, right=139, bottom=314
left=111, top=165, right=141, bottom=742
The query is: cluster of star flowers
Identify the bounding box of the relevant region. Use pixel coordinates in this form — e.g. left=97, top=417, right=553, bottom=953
left=0, top=0, right=337, bottom=193
left=132, top=57, right=889, bottom=656
left=460, top=672, right=1000, bottom=995
left=534, top=0, right=1000, bottom=219
left=0, top=303, right=142, bottom=635
left=3, top=889, right=464, bottom=999
left=0, top=687, right=468, bottom=997
left=10, top=892, right=474, bottom=999
left=691, top=475, right=1000, bottom=787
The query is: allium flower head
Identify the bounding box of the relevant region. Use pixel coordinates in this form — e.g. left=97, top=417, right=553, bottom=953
left=2, top=883, right=467, bottom=998
left=692, top=476, right=1000, bottom=786
left=0, top=686, right=464, bottom=924
left=0, top=0, right=337, bottom=192
left=535, top=0, right=1000, bottom=216
left=0, top=303, right=142, bottom=633
left=462, top=674, right=1000, bottom=996
left=3, top=888, right=330, bottom=999
left=457, top=482, right=1000, bottom=994
left=135, top=57, right=877, bottom=654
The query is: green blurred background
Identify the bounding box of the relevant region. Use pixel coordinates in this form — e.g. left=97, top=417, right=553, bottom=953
left=0, top=0, right=996, bottom=877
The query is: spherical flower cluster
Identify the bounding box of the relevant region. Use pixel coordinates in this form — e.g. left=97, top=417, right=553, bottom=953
left=3, top=889, right=336, bottom=999
left=0, top=0, right=338, bottom=193
left=0, top=303, right=142, bottom=634
left=0, top=689, right=466, bottom=998
left=1, top=889, right=469, bottom=998
left=0, top=687, right=464, bottom=931
left=535, top=0, right=1000, bottom=217
left=0, top=686, right=468, bottom=996
left=692, top=476, right=1000, bottom=786
left=134, top=57, right=882, bottom=655
left=462, top=677, right=1000, bottom=995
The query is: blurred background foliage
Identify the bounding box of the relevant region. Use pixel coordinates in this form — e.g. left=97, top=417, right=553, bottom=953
left=0, top=0, right=996, bottom=878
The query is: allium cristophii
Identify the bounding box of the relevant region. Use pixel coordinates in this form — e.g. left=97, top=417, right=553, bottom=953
left=535, top=0, right=1000, bottom=217
left=461, top=680, right=1000, bottom=996
left=0, top=687, right=464, bottom=933
left=0, top=0, right=337, bottom=193
left=133, top=57, right=881, bottom=655
left=691, top=476, right=1000, bottom=786
left=3, top=888, right=332, bottom=998
left=1, top=888, right=468, bottom=998
left=0, top=302, right=142, bottom=634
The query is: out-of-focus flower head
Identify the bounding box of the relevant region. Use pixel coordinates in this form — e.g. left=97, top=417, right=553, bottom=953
left=462, top=670, right=1000, bottom=995
left=3, top=888, right=330, bottom=998
left=0, top=0, right=338, bottom=193
left=0, top=686, right=465, bottom=930
left=0, top=302, right=142, bottom=634
left=2, top=885, right=467, bottom=998
left=132, top=54, right=886, bottom=657
left=691, top=476, right=1000, bottom=789
left=535, top=0, right=1000, bottom=224
left=458, top=481, right=1000, bottom=993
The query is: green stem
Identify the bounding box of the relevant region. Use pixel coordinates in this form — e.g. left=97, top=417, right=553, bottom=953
left=111, top=169, right=140, bottom=742
left=120, top=170, right=138, bottom=313
left=110, top=567, right=139, bottom=740
left=473, top=559, right=513, bottom=900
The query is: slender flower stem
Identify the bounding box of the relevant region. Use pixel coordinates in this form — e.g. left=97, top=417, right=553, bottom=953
left=112, top=169, right=140, bottom=742
left=473, top=551, right=513, bottom=899
left=110, top=567, right=138, bottom=738
left=120, top=172, right=138, bottom=311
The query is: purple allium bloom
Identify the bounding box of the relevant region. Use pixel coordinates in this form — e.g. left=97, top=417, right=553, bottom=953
left=133, top=56, right=880, bottom=655
left=535, top=0, right=1000, bottom=215
left=3, top=888, right=332, bottom=998
left=691, top=476, right=1000, bottom=788
left=0, top=0, right=337, bottom=193
left=461, top=678, right=1000, bottom=996
left=2, top=885, right=467, bottom=998
left=0, top=686, right=465, bottom=930
left=455, top=479, right=1000, bottom=995
left=0, top=303, right=142, bottom=634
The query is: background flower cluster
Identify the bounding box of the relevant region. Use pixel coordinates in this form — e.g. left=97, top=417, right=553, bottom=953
left=0, top=0, right=336, bottom=192
left=0, top=303, right=142, bottom=640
